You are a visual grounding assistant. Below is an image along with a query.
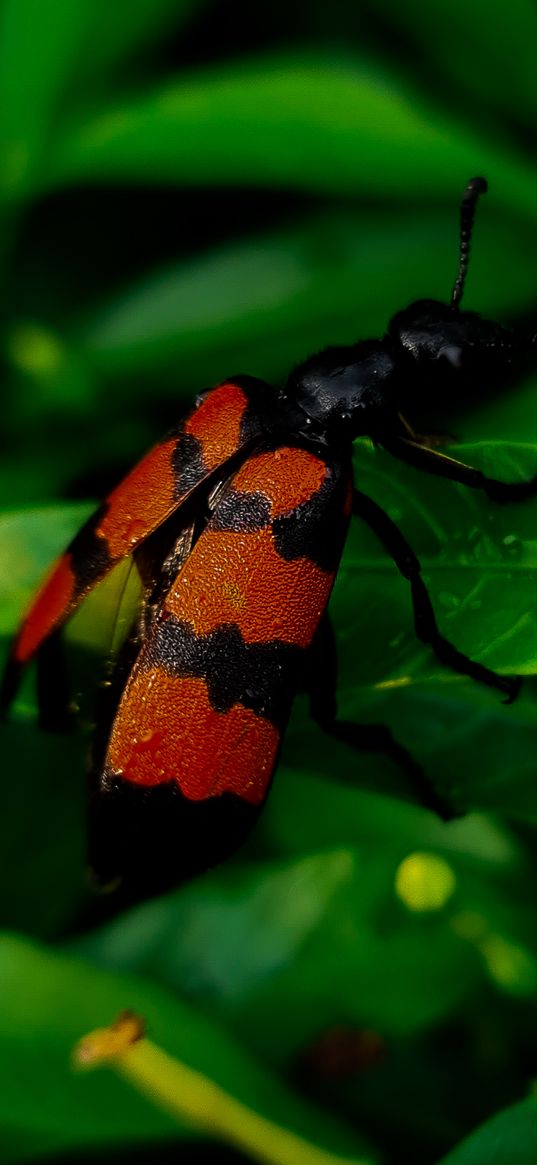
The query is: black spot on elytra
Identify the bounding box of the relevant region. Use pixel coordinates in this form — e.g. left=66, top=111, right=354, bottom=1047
left=232, top=374, right=275, bottom=442
left=88, top=774, right=264, bottom=899
left=171, top=432, right=206, bottom=498
left=68, top=504, right=113, bottom=593
left=273, top=458, right=351, bottom=572
left=148, top=618, right=304, bottom=728
left=170, top=379, right=270, bottom=502
left=211, top=489, right=271, bottom=532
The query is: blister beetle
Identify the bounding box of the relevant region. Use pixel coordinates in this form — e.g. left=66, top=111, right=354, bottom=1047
left=3, top=177, right=536, bottom=899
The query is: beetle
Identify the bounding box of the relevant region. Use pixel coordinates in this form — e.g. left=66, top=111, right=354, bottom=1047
left=2, top=176, right=537, bottom=900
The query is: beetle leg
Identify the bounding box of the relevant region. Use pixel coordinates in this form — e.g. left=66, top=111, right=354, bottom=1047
left=35, top=632, right=76, bottom=732
left=383, top=436, right=537, bottom=503
left=309, top=615, right=454, bottom=819
left=352, top=486, right=521, bottom=703
left=1, top=629, right=74, bottom=729
left=0, top=657, right=22, bottom=719
left=396, top=414, right=455, bottom=448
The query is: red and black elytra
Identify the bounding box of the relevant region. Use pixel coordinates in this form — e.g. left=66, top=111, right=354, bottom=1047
left=8, top=378, right=265, bottom=669
left=3, top=176, right=537, bottom=899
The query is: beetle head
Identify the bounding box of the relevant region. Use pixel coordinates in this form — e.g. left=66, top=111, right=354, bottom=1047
left=388, top=298, right=521, bottom=393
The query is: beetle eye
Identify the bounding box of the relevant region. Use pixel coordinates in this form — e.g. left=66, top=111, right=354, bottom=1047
left=439, top=345, right=462, bottom=369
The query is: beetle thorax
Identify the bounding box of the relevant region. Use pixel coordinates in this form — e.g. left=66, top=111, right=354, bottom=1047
left=285, top=340, right=401, bottom=444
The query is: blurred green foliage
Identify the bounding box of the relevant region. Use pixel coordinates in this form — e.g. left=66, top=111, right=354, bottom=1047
left=3, top=2, right=537, bottom=1163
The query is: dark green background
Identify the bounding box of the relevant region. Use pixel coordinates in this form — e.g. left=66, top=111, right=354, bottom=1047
left=3, top=2, right=537, bottom=1163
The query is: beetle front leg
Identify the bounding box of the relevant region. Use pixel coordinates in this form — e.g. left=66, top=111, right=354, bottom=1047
left=352, top=487, right=521, bottom=703
left=384, top=436, right=537, bottom=504
left=308, top=615, right=454, bottom=820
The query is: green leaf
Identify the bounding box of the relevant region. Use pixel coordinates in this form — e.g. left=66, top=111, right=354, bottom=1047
left=437, top=1099, right=537, bottom=1164
left=73, top=852, right=356, bottom=997
left=0, top=504, right=91, bottom=635
left=0, top=934, right=376, bottom=1164
left=0, top=0, right=90, bottom=202
left=41, top=56, right=537, bottom=216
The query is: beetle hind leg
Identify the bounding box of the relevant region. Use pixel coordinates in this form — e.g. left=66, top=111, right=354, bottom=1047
left=1, top=633, right=74, bottom=731
left=308, top=615, right=455, bottom=820
left=318, top=717, right=454, bottom=821
left=35, top=633, right=76, bottom=732
left=0, top=654, right=23, bottom=719
left=352, top=487, right=521, bottom=703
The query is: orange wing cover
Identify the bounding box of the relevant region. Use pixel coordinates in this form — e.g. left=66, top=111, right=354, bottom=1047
left=7, top=379, right=265, bottom=671
left=103, top=445, right=352, bottom=804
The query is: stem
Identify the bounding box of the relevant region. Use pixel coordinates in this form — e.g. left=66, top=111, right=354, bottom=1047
left=74, top=1015, right=371, bottom=1165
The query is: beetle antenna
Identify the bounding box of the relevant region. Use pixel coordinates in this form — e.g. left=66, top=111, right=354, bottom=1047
left=450, top=176, right=488, bottom=310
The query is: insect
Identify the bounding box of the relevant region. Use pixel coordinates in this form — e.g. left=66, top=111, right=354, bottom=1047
left=2, top=177, right=537, bottom=899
